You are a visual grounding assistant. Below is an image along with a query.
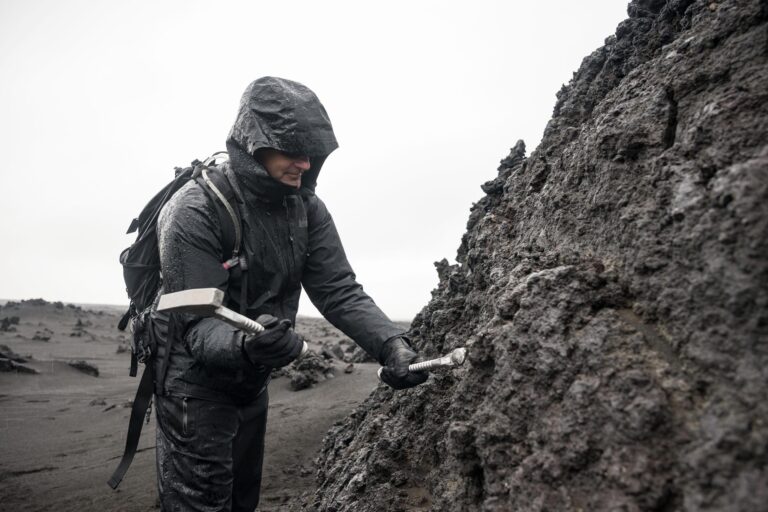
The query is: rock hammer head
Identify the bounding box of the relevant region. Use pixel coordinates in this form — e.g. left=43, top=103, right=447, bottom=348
left=449, top=347, right=467, bottom=366
left=156, top=288, right=225, bottom=316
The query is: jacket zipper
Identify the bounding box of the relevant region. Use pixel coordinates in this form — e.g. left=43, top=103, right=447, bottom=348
left=284, top=197, right=296, bottom=276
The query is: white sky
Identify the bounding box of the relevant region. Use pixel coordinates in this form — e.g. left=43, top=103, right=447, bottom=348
left=0, top=0, right=628, bottom=320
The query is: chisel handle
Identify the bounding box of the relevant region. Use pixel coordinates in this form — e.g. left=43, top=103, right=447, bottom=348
left=377, top=347, right=466, bottom=380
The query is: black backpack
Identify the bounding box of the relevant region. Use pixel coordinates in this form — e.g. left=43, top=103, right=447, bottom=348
left=108, top=151, right=245, bottom=489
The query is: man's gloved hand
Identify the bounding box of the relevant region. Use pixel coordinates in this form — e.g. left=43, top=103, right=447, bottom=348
left=379, top=336, right=428, bottom=390
left=241, top=314, right=303, bottom=368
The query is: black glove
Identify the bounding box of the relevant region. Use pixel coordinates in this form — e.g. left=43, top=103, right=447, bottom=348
left=379, top=336, right=428, bottom=390
left=241, top=314, right=303, bottom=368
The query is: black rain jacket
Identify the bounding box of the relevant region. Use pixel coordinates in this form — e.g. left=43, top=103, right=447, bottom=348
left=152, top=77, right=405, bottom=403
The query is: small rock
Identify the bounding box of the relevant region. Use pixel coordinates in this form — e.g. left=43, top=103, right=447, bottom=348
left=286, top=350, right=333, bottom=391
left=75, top=318, right=92, bottom=328
left=89, top=398, right=107, bottom=406
left=344, top=363, right=355, bottom=374
left=33, top=329, right=53, bottom=342
left=290, top=372, right=313, bottom=391
left=0, top=316, right=20, bottom=332
left=329, top=343, right=345, bottom=360
left=0, top=343, right=27, bottom=363
left=68, top=360, right=99, bottom=377
left=0, top=357, right=38, bottom=374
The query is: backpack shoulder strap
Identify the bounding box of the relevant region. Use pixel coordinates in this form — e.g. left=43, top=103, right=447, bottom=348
left=195, top=164, right=241, bottom=260
left=194, top=158, right=250, bottom=315
left=218, top=165, right=250, bottom=315
left=107, top=363, right=153, bottom=489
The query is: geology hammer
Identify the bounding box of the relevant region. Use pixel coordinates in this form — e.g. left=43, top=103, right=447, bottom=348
left=377, top=347, right=467, bottom=380
left=157, top=288, right=308, bottom=355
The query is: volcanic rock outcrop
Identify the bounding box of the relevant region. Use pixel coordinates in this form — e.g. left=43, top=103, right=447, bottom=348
left=304, top=1, right=768, bottom=510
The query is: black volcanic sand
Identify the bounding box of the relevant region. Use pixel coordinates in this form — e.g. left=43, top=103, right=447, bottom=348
left=0, top=300, right=386, bottom=511
left=302, top=1, right=768, bottom=511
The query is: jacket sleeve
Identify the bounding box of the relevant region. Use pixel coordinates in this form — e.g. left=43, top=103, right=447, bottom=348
left=156, top=186, right=251, bottom=371
left=301, top=196, right=406, bottom=362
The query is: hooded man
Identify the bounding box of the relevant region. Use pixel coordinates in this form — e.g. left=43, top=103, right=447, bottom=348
left=151, top=77, right=427, bottom=511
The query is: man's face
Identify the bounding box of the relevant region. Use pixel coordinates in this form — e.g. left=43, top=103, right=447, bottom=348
left=257, top=149, right=311, bottom=189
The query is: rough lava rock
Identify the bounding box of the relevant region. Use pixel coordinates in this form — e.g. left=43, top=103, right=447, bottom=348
left=0, top=358, right=37, bottom=374
left=32, top=328, right=53, bottom=342
left=303, top=1, right=768, bottom=511
left=286, top=351, right=335, bottom=391
left=0, top=344, right=27, bottom=363
left=67, top=360, right=99, bottom=377
left=0, top=316, right=20, bottom=332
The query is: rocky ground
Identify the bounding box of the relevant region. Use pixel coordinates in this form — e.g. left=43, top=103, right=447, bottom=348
left=0, top=299, right=393, bottom=511
left=299, top=1, right=768, bottom=511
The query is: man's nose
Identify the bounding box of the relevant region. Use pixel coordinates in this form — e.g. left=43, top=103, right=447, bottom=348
left=294, top=155, right=311, bottom=171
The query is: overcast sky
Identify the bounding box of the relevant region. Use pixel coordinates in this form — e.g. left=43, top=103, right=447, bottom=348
left=0, top=0, right=628, bottom=320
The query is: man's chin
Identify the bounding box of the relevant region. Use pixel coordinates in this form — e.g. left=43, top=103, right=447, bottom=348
left=281, top=177, right=302, bottom=188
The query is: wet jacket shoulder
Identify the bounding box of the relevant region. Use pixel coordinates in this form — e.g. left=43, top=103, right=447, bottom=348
left=153, top=179, right=270, bottom=402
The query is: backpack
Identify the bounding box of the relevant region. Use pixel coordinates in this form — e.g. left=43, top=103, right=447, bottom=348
left=108, top=151, right=246, bottom=489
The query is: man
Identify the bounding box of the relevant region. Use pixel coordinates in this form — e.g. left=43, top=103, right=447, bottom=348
left=151, top=76, right=427, bottom=511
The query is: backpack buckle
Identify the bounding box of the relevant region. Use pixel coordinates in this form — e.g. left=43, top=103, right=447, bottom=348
left=222, top=257, right=240, bottom=270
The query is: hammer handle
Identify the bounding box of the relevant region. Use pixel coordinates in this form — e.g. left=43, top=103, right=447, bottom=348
left=377, top=350, right=463, bottom=380
left=214, top=306, right=265, bottom=332
left=408, top=356, right=453, bottom=372
left=213, top=306, right=309, bottom=356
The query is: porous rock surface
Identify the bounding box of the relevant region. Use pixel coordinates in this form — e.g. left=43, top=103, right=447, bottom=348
left=303, top=1, right=767, bottom=511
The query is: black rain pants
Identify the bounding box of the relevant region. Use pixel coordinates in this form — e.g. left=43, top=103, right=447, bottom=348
left=155, top=390, right=269, bottom=512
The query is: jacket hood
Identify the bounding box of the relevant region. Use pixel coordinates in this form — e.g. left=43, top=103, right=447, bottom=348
left=227, top=77, right=338, bottom=193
